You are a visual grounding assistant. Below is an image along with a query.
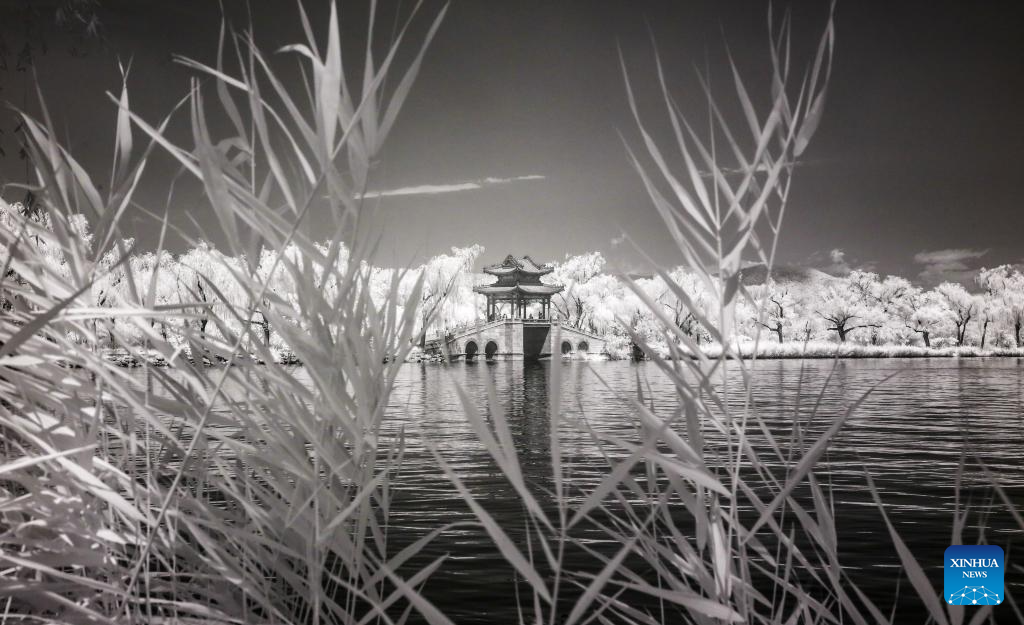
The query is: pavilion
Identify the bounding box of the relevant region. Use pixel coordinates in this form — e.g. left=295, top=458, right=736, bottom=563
left=423, top=254, right=604, bottom=360
left=474, top=254, right=563, bottom=321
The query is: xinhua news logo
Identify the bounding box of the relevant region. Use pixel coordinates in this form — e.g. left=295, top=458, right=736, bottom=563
left=944, top=545, right=1004, bottom=606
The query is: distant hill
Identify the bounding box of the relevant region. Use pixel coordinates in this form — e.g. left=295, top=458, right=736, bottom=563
left=737, top=264, right=836, bottom=287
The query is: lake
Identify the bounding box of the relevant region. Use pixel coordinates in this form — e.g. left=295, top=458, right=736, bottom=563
left=377, top=358, right=1024, bottom=622
left=126, top=357, right=1024, bottom=622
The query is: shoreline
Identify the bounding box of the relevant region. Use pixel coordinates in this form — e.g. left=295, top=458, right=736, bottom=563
left=96, top=344, right=1024, bottom=368
left=665, top=342, right=1024, bottom=361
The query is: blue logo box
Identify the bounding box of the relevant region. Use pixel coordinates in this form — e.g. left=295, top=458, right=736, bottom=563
left=944, top=545, right=1004, bottom=606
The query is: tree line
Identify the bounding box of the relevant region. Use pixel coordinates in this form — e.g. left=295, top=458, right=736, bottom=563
left=542, top=252, right=1024, bottom=356
left=4, top=202, right=1023, bottom=359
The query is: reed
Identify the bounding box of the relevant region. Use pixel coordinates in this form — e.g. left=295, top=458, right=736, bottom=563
left=437, top=6, right=883, bottom=624
left=433, top=3, right=1015, bottom=624
left=2, top=2, right=455, bottom=623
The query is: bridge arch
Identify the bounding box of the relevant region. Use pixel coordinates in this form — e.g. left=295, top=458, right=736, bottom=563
left=465, top=341, right=479, bottom=361
left=578, top=340, right=589, bottom=353
left=631, top=343, right=645, bottom=361
left=485, top=341, right=499, bottom=360
left=561, top=340, right=572, bottom=355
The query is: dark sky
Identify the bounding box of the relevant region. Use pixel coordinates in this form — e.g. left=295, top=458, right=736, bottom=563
left=1, top=1, right=1022, bottom=283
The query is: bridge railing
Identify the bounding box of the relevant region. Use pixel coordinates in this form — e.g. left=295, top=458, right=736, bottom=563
left=424, top=316, right=601, bottom=345
left=424, top=318, right=505, bottom=343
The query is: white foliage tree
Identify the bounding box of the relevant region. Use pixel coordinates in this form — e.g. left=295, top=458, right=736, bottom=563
left=899, top=286, right=945, bottom=348
left=749, top=280, right=799, bottom=343
left=419, top=245, right=484, bottom=340
left=977, top=265, right=1024, bottom=347
left=127, top=250, right=181, bottom=346
left=814, top=277, right=879, bottom=343
left=935, top=282, right=978, bottom=346
left=550, top=251, right=606, bottom=329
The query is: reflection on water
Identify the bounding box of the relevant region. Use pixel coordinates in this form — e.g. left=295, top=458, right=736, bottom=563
left=380, top=358, right=1024, bottom=622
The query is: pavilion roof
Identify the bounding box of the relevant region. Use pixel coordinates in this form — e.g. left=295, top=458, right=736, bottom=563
left=473, top=283, right=563, bottom=296
left=482, top=254, right=554, bottom=276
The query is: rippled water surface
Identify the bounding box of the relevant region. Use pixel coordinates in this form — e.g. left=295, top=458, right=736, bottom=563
left=376, top=358, right=1024, bottom=622
left=135, top=358, right=1024, bottom=622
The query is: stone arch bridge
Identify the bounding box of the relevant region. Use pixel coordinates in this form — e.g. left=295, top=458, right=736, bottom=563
left=425, top=319, right=606, bottom=361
